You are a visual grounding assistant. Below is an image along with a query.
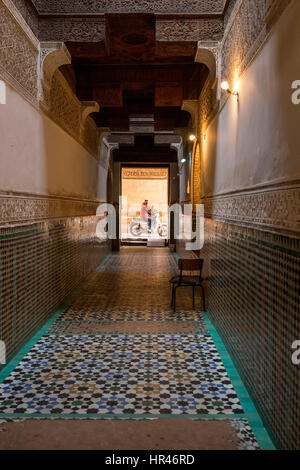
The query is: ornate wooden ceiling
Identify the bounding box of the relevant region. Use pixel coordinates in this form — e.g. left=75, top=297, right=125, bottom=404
left=113, top=136, right=178, bottom=163
left=59, top=13, right=209, bottom=132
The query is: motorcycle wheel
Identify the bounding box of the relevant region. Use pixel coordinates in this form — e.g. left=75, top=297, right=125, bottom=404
left=158, top=225, right=167, bottom=238
left=130, top=223, right=142, bottom=237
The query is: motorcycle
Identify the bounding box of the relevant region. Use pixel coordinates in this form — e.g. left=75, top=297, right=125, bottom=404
left=129, top=209, right=168, bottom=238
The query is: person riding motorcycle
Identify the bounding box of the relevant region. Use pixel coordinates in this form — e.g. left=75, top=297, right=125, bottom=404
left=130, top=203, right=167, bottom=238
left=140, top=199, right=152, bottom=232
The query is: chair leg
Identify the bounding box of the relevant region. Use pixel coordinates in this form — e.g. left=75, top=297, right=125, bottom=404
left=201, top=285, right=205, bottom=311
left=172, top=284, right=176, bottom=307
left=171, top=284, right=175, bottom=308
left=192, top=286, right=195, bottom=309
left=173, top=286, right=177, bottom=313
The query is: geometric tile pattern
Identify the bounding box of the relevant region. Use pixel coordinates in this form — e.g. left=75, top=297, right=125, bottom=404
left=0, top=218, right=109, bottom=361
left=47, top=321, right=208, bottom=335
left=56, top=250, right=205, bottom=322
left=228, top=419, right=260, bottom=451
left=0, top=247, right=264, bottom=449
left=0, top=334, right=243, bottom=416
left=203, top=219, right=300, bottom=449
left=57, top=309, right=207, bottom=323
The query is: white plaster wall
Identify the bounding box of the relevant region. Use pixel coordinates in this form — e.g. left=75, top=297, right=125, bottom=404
left=97, top=165, right=108, bottom=201
left=0, top=81, right=103, bottom=200
left=201, top=0, right=300, bottom=197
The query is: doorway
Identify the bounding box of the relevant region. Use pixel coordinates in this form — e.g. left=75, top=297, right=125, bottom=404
left=121, top=166, right=169, bottom=245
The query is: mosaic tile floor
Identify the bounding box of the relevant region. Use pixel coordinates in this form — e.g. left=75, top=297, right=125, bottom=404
left=0, top=334, right=242, bottom=415
left=47, top=321, right=208, bottom=334
left=0, top=248, right=274, bottom=449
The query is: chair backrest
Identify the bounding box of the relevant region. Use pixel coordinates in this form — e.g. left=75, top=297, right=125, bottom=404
left=178, top=258, right=204, bottom=281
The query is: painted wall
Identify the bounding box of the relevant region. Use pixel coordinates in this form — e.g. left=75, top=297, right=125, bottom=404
left=0, top=81, right=102, bottom=200
left=201, top=1, right=300, bottom=197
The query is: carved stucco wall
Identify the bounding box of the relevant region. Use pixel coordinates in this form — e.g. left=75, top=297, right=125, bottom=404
left=223, top=0, right=238, bottom=27
left=0, top=78, right=102, bottom=223
left=0, top=2, right=100, bottom=160
left=33, top=0, right=228, bottom=14
left=0, top=194, right=100, bottom=224
left=198, top=78, right=215, bottom=132
left=2, top=0, right=298, bottom=234
left=180, top=0, right=299, bottom=237
left=199, top=0, right=299, bottom=237
left=46, top=69, right=99, bottom=158
left=0, top=1, right=105, bottom=225
left=221, top=0, right=293, bottom=101
left=221, top=0, right=267, bottom=93
left=10, top=0, right=39, bottom=36
left=19, top=0, right=229, bottom=42
left=0, top=0, right=39, bottom=105
left=156, top=18, right=223, bottom=42
left=38, top=17, right=223, bottom=43
left=39, top=18, right=106, bottom=42
left=194, top=0, right=294, bottom=134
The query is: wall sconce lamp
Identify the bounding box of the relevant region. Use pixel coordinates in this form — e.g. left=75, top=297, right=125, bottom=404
left=190, top=132, right=206, bottom=141
left=221, top=80, right=239, bottom=98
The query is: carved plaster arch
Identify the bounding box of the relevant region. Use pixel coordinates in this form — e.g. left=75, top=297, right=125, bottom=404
left=39, top=41, right=71, bottom=112
left=195, top=42, right=220, bottom=88
left=81, top=101, right=100, bottom=125
left=170, top=136, right=184, bottom=167
left=181, top=100, right=199, bottom=136
left=39, top=42, right=102, bottom=159
left=182, top=42, right=220, bottom=142
left=100, top=135, right=119, bottom=171
left=80, top=101, right=100, bottom=140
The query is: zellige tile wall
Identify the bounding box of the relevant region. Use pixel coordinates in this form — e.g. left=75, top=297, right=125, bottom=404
left=202, top=218, right=300, bottom=449
left=0, top=217, right=109, bottom=362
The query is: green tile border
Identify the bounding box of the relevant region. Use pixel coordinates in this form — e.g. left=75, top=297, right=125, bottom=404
left=202, top=312, right=276, bottom=450
left=0, top=229, right=39, bottom=240
left=0, top=310, right=62, bottom=384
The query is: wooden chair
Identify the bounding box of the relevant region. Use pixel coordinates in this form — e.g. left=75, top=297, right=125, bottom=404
left=169, top=258, right=205, bottom=312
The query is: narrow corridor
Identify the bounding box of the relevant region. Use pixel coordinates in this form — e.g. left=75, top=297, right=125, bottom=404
left=0, top=248, right=274, bottom=449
